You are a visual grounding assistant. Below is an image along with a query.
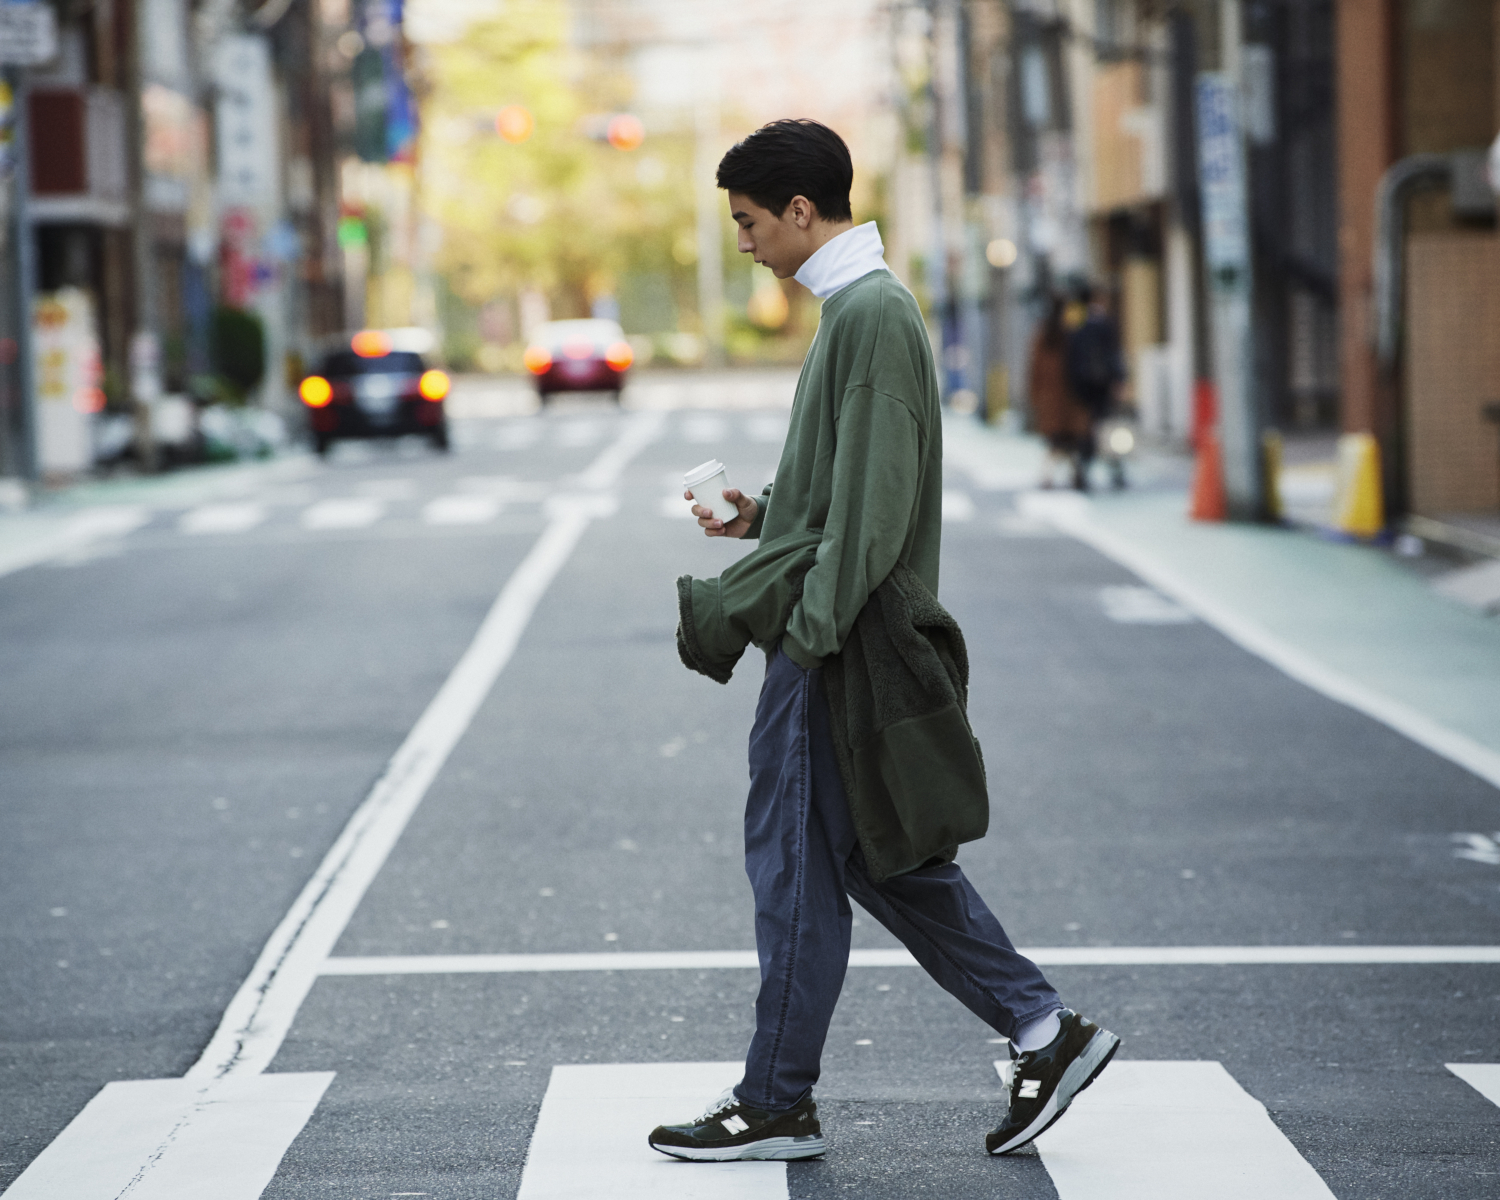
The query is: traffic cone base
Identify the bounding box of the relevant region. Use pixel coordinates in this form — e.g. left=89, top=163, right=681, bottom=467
left=1190, top=433, right=1227, bottom=522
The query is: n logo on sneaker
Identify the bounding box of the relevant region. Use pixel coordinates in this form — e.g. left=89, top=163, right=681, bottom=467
left=720, top=1114, right=749, bottom=1135
left=1017, top=1079, right=1041, bottom=1099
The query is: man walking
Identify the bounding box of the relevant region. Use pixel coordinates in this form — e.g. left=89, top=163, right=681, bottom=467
left=650, top=120, right=1118, bottom=1164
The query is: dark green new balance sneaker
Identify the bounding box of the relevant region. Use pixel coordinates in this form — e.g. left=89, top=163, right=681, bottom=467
left=986, top=1009, right=1120, bottom=1155
left=648, top=1087, right=826, bottom=1162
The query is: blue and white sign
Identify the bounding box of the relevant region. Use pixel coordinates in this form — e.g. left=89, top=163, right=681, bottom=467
left=1194, top=73, right=1249, bottom=282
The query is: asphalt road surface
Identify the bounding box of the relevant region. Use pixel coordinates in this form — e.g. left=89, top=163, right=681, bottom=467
left=3, top=378, right=1499, bottom=1199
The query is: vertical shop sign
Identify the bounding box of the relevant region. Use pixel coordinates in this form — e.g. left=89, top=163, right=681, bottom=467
left=214, top=35, right=276, bottom=210
left=32, top=288, right=102, bottom=472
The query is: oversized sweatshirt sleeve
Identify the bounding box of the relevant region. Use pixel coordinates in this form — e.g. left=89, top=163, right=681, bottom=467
left=781, top=388, right=921, bottom=667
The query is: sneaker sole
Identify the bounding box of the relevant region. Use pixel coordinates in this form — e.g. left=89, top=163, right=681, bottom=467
left=989, top=1029, right=1121, bottom=1156
left=649, top=1134, right=827, bottom=1162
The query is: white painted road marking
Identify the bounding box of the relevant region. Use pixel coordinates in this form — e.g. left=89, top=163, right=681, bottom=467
left=1034, top=1061, right=1336, bottom=1199
left=188, top=415, right=659, bottom=1083
left=317, top=944, right=1500, bottom=975
left=179, top=503, right=267, bottom=535
left=1448, top=1063, right=1500, bottom=1107
left=300, top=498, right=385, bottom=530
left=0, top=1072, right=333, bottom=1200
left=941, top=490, right=975, bottom=522
left=1016, top=490, right=1500, bottom=794
left=516, top=1063, right=785, bottom=1200
left=0, top=417, right=665, bottom=1199
left=681, top=415, right=728, bottom=443
left=423, top=494, right=502, bottom=525
left=1098, top=585, right=1195, bottom=625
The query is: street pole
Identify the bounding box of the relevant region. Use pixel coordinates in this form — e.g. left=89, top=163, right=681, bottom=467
left=127, top=0, right=160, bottom=470
left=693, top=48, right=724, bottom=370
left=6, top=63, right=38, bottom=482
left=1194, top=0, right=1263, bottom=519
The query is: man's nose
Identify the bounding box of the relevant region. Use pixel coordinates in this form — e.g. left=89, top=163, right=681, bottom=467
left=738, top=231, right=754, bottom=254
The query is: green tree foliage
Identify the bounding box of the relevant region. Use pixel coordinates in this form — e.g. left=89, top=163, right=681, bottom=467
left=209, top=306, right=266, bottom=402
left=423, top=0, right=697, bottom=324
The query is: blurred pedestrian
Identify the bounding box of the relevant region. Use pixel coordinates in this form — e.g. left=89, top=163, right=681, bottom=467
left=1027, top=295, right=1091, bottom=489
left=659, top=118, right=1119, bottom=1166
left=1064, top=285, right=1127, bottom=491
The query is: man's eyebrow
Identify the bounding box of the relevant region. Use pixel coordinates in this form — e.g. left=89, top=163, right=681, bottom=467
left=731, top=209, right=753, bottom=222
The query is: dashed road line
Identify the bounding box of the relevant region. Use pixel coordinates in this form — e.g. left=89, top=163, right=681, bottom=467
left=179, top=502, right=268, bottom=535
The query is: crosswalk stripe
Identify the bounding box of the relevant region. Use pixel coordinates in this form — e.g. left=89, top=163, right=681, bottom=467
left=0, top=1072, right=334, bottom=1200
left=517, top=1063, right=785, bottom=1199
left=424, top=494, right=502, bottom=525
left=1034, top=1061, right=1335, bottom=1199
left=1447, top=1063, right=1500, bottom=1107
left=942, top=490, right=975, bottom=522
left=179, top=503, right=267, bottom=535
left=301, top=498, right=385, bottom=530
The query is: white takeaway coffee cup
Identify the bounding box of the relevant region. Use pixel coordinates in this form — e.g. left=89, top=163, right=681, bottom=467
left=683, top=458, right=735, bottom=526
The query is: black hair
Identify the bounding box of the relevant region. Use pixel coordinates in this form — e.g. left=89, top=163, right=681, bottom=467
left=715, top=119, right=853, bottom=222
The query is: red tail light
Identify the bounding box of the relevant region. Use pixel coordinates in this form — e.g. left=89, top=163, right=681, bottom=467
left=523, top=345, right=552, bottom=374
left=604, top=341, right=634, bottom=371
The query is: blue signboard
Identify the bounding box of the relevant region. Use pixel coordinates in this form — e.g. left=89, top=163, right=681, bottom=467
left=1194, top=73, right=1249, bottom=284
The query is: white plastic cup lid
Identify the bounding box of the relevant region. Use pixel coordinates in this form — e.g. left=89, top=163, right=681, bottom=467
left=683, top=459, right=727, bottom=489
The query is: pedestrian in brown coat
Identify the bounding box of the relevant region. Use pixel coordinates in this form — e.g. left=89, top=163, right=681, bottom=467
left=1028, top=297, right=1090, bottom=489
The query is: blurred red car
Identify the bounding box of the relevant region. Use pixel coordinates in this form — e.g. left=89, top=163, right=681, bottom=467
left=523, top=319, right=634, bottom=401
left=298, top=330, right=450, bottom=457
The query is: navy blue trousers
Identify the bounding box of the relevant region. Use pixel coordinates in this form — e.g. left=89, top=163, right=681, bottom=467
left=735, top=646, right=1062, bottom=1112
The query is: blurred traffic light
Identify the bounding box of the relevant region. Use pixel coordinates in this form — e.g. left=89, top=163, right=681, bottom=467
left=496, top=105, right=535, bottom=144
left=606, top=113, right=644, bottom=151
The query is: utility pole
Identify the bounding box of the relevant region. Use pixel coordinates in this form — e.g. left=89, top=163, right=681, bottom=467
left=1194, top=0, right=1264, bottom=518
left=693, top=46, right=724, bottom=369
left=0, top=0, right=57, bottom=484
left=127, top=0, right=160, bottom=470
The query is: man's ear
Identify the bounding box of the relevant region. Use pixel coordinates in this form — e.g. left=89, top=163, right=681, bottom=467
left=788, top=195, right=815, bottom=230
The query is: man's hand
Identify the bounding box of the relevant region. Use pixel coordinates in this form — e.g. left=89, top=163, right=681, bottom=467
left=687, top=487, right=758, bottom=538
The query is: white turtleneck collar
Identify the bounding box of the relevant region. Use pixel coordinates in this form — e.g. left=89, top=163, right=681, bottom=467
left=793, top=221, right=890, bottom=299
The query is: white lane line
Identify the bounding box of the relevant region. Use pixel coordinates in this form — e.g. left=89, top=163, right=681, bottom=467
left=746, top=415, right=789, bottom=443
left=1017, top=491, right=1500, bottom=793
left=1098, top=585, right=1195, bottom=625
left=0, top=506, right=153, bottom=580
left=300, top=497, right=385, bottom=530
left=423, top=494, right=502, bottom=525
left=556, top=419, right=605, bottom=448
left=0, top=1072, right=334, bottom=1200
left=517, top=1063, right=784, bottom=1200
left=495, top=423, right=543, bottom=450
left=1448, top=1063, right=1500, bottom=1107
left=317, top=944, right=1500, bottom=975
left=941, top=490, right=976, bottom=522
left=681, top=414, right=728, bottom=444
left=179, top=502, right=267, bottom=535
left=572, top=412, right=664, bottom=489
left=1034, top=1061, right=1335, bottom=1199
left=188, top=415, right=658, bottom=1083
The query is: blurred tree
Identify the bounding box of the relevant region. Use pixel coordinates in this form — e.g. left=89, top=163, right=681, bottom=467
left=422, top=0, right=697, bottom=331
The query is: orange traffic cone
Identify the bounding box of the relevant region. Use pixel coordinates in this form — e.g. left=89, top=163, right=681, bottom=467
left=1190, top=432, right=1227, bottom=521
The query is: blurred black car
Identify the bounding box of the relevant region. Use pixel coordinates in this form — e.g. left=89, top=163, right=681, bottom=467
left=299, top=331, right=450, bottom=456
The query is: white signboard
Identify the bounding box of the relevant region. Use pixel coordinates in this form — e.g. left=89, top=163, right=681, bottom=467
left=214, top=34, right=278, bottom=209
left=33, top=287, right=101, bottom=473
left=1194, top=72, right=1250, bottom=282
left=0, top=3, right=58, bottom=66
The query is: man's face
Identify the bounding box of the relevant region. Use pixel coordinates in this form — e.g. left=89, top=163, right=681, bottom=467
left=728, top=192, right=810, bottom=279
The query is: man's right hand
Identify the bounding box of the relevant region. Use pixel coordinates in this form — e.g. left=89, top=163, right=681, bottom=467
left=687, top=487, right=758, bottom=538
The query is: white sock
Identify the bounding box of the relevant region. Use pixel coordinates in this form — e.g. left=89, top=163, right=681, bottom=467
left=1013, top=1008, right=1062, bottom=1053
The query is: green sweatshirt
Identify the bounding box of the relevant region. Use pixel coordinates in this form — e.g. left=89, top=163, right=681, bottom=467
left=745, top=268, right=944, bottom=667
